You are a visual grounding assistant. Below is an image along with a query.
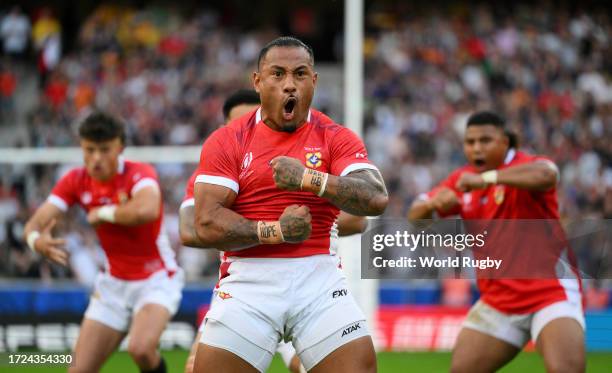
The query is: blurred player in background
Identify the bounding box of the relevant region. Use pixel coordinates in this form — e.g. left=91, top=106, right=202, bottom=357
left=408, top=111, right=584, bottom=373
left=24, top=112, right=183, bottom=373
left=192, top=36, right=387, bottom=373
left=180, top=89, right=367, bottom=373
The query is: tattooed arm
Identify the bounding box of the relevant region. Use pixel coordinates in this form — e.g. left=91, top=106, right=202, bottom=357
left=323, top=169, right=388, bottom=216
left=271, top=156, right=388, bottom=216
left=194, top=182, right=311, bottom=250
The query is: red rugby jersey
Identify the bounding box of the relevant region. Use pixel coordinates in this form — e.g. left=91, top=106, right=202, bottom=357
left=422, top=150, right=582, bottom=314
left=49, top=158, right=177, bottom=280
left=195, top=108, right=377, bottom=258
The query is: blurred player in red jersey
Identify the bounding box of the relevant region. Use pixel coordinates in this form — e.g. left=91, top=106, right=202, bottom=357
left=24, top=112, right=183, bottom=373
left=191, top=37, right=387, bottom=373
left=408, top=111, right=585, bottom=373
left=180, top=89, right=368, bottom=373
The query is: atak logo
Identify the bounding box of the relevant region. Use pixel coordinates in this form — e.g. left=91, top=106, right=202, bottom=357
left=305, top=152, right=322, bottom=168
left=332, top=289, right=348, bottom=298
left=218, top=291, right=232, bottom=300
left=341, top=322, right=362, bottom=337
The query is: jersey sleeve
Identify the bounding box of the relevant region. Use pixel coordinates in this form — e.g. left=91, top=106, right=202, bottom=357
left=180, top=171, right=198, bottom=210
left=329, top=127, right=379, bottom=176
left=195, top=127, right=240, bottom=193
left=49, top=168, right=79, bottom=211
left=129, top=163, right=160, bottom=196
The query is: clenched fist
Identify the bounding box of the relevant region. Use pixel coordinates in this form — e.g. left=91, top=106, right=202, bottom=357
left=279, top=204, right=312, bottom=243
left=429, top=187, right=460, bottom=213
left=270, top=156, right=305, bottom=191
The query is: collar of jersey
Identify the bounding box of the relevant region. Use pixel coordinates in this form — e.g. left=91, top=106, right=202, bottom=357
left=117, top=155, right=125, bottom=174
left=504, top=148, right=516, bottom=165
left=255, top=107, right=312, bottom=125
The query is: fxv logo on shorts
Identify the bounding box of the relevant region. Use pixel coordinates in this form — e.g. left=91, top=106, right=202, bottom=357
left=332, top=289, right=348, bottom=298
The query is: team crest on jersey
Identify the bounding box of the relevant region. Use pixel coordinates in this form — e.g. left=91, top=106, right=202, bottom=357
left=494, top=185, right=505, bottom=205
left=305, top=152, right=322, bottom=168
left=218, top=291, right=232, bottom=300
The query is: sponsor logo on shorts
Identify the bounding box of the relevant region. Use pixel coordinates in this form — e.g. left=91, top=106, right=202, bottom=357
left=218, top=291, right=232, bottom=300
left=332, top=289, right=348, bottom=298
left=341, top=322, right=361, bottom=337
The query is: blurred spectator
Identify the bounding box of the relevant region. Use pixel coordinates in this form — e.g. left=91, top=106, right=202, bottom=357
left=0, top=61, right=17, bottom=122
left=32, top=8, right=61, bottom=87
left=1, top=6, right=30, bottom=60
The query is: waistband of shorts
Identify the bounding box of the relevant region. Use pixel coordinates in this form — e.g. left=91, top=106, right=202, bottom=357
left=223, top=254, right=333, bottom=264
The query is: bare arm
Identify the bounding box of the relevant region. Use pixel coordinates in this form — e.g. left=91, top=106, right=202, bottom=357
left=23, top=202, right=68, bottom=266
left=270, top=156, right=388, bottom=216
left=407, top=187, right=460, bottom=221
left=194, top=182, right=312, bottom=250
left=336, top=212, right=367, bottom=236
left=407, top=199, right=434, bottom=221
left=88, top=185, right=161, bottom=226
left=323, top=169, right=389, bottom=216
left=496, top=161, right=558, bottom=190
left=456, top=161, right=558, bottom=192
left=179, top=205, right=207, bottom=248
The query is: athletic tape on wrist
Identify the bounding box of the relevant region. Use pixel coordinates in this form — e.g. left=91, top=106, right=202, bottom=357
left=481, top=170, right=498, bottom=185
left=97, top=205, right=117, bottom=223
left=301, top=168, right=329, bottom=196
left=27, top=231, right=41, bottom=252
left=257, top=221, right=285, bottom=244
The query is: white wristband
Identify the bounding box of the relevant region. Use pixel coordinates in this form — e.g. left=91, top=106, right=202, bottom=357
left=97, top=205, right=117, bottom=223
left=481, top=170, right=498, bottom=185
left=317, top=172, right=329, bottom=197
left=27, top=231, right=41, bottom=252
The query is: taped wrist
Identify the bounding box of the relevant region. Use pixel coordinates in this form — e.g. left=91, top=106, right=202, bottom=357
left=257, top=221, right=285, bottom=244
left=27, top=231, right=41, bottom=252
left=97, top=205, right=117, bottom=223
left=300, top=168, right=329, bottom=197
left=481, top=170, right=498, bottom=185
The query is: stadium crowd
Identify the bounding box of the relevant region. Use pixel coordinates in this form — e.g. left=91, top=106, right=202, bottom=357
left=0, top=3, right=610, bottom=302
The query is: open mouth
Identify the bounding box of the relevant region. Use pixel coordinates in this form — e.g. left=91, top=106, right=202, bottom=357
left=283, top=97, right=297, bottom=121
left=473, top=159, right=486, bottom=168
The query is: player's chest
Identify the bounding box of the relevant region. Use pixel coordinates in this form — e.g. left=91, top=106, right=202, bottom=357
left=461, top=185, right=515, bottom=218
left=78, top=179, right=130, bottom=210
left=238, top=140, right=330, bottom=190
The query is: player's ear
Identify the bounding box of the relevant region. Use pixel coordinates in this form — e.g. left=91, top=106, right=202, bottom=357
left=253, top=71, right=261, bottom=93
left=312, top=71, right=318, bottom=87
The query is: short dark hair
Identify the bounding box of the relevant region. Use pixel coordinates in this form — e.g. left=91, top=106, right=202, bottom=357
left=78, top=111, right=126, bottom=144
left=466, top=111, right=519, bottom=148
left=222, top=90, right=260, bottom=120
left=257, top=36, right=314, bottom=70
left=466, top=111, right=505, bottom=128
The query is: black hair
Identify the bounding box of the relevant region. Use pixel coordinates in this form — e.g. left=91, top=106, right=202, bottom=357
left=466, top=111, right=505, bottom=128
left=257, top=36, right=314, bottom=70
left=222, top=90, right=260, bottom=120
left=78, top=111, right=126, bottom=144
left=466, top=110, right=519, bottom=148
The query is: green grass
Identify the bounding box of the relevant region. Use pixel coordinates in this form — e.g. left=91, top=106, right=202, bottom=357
left=2, top=350, right=611, bottom=372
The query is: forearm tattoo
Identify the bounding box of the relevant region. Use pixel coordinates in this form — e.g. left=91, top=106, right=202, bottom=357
left=328, top=169, right=388, bottom=215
